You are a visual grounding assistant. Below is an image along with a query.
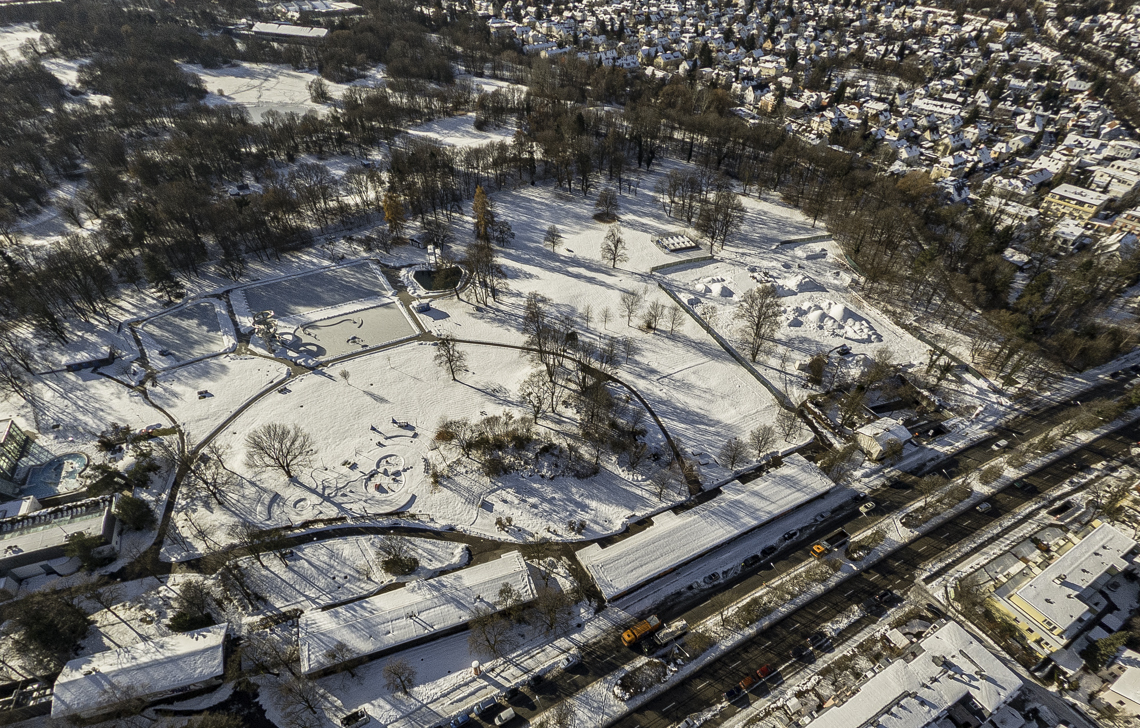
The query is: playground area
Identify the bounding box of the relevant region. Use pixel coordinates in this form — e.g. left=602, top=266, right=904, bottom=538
left=136, top=300, right=235, bottom=369
left=278, top=301, right=417, bottom=360
left=22, top=453, right=88, bottom=498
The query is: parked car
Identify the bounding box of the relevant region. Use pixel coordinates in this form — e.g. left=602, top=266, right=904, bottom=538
left=723, top=686, right=746, bottom=702
left=738, top=673, right=759, bottom=692
left=813, top=510, right=831, bottom=523
left=975, top=502, right=993, bottom=513
left=791, top=645, right=813, bottom=661
left=450, top=713, right=473, bottom=728
left=756, top=664, right=774, bottom=680
left=783, top=529, right=800, bottom=541
left=472, top=698, right=498, bottom=717
left=340, top=710, right=370, bottom=728
left=925, top=602, right=946, bottom=620
left=991, top=439, right=1010, bottom=451
left=558, top=649, right=581, bottom=670
left=1012, top=479, right=1035, bottom=493
left=760, top=545, right=779, bottom=557
left=494, top=708, right=517, bottom=726
left=808, top=631, right=830, bottom=649
left=742, top=554, right=762, bottom=568
left=859, top=501, right=876, bottom=515
left=874, top=589, right=898, bottom=605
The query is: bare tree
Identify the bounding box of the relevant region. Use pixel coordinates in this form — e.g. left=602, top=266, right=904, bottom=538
left=533, top=586, right=574, bottom=634
left=274, top=675, right=325, bottom=727
left=600, top=306, right=612, bottom=329
left=519, top=370, right=553, bottom=422
left=619, top=288, right=643, bottom=326
left=748, top=425, right=776, bottom=459
left=594, top=188, right=620, bottom=219
left=776, top=408, right=802, bottom=442
left=650, top=463, right=681, bottom=501
left=382, top=657, right=418, bottom=694
left=245, top=423, right=316, bottom=479
left=600, top=225, right=628, bottom=268
left=323, top=640, right=360, bottom=677
left=434, top=334, right=467, bottom=380
left=641, top=301, right=666, bottom=331
left=468, top=606, right=519, bottom=658
left=666, top=305, right=686, bottom=334
left=719, top=437, right=747, bottom=469
left=377, top=535, right=419, bottom=575
left=544, top=224, right=563, bottom=252
left=734, top=284, right=782, bottom=362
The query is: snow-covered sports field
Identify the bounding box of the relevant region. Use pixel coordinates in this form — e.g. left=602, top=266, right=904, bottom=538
left=136, top=299, right=236, bottom=369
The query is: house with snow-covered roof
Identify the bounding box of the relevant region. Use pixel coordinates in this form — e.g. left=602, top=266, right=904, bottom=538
left=854, top=417, right=912, bottom=461
left=299, top=551, right=536, bottom=675
left=801, top=621, right=1022, bottom=728
left=51, top=625, right=229, bottom=720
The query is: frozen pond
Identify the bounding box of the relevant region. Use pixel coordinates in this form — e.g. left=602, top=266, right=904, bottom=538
left=138, top=301, right=233, bottom=368
left=241, top=263, right=390, bottom=321
left=280, top=302, right=415, bottom=360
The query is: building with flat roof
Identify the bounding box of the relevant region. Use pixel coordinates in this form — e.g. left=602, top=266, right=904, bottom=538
left=246, top=22, right=329, bottom=43
left=299, top=552, right=535, bottom=675
left=990, top=522, right=1136, bottom=657
left=1041, top=183, right=1111, bottom=221
left=0, top=419, right=29, bottom=494
left=0, top=495, right=120, bottom=583
left=854, top=417, right=913, bottom=461
left=51, top=625, right=228, bottom=720
left=802, top=621, right=1022, bottom=728
left=578, top=454, right=834, bottom=601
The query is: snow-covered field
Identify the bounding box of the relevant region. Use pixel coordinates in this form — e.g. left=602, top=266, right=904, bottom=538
left=404, top=113, right=517, bottom=148
left=164, top=341, right=673, bottom=558
left=137, top=299, right=236, bottom=369
left=188, top=61, right=385, bottom=121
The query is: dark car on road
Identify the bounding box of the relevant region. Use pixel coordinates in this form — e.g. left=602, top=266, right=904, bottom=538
left=743, top=554, right=762, bottom=568
left=808, top=632, right=831, bottom=650
left=723, top=686, right=746, bottom=702
left=1013, top=479, right=1036, bottom=493
left=875, top=589, right=899, bottom=606
left=761, top=545, right=779, bottom=557
left=783, top=529, right=800, bottom=541
left=791, top=645, right=813, bottom=662
left=757, top=664, right=774, bottom=680
left=925, top=602, right=946, bottom=620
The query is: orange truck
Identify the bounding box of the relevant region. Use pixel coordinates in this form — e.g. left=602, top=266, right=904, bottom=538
left=621, top=615, right=662, bottom=646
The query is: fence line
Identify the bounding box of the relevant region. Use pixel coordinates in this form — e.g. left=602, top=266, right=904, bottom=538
left=777, top=233, right=832, bottom=245
left=656, top=282, right=794, bottom=410
left=648, top=255, right=715, bottom=273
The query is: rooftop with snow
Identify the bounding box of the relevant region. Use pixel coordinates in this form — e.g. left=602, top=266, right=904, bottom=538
left=51, top=624, right=228, bottom=719
left=578, top=453, right=835, bottom=601
left=803, top=621, right=1022, bottom=728
left=299, top=551, right=536, bottom=674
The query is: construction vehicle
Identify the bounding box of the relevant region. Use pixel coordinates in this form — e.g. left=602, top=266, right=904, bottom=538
left=621, top=615, right=662, bottom=646
left=810, top=529, right=849, bottom=558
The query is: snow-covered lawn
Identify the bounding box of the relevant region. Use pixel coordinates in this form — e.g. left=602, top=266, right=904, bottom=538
left=187, top=61, right=383, bottom=121
left=419, top=175, right=806, bottom=461
left=164, top=341, right=674, bottom=558
left=404, top=113, right=517, bottom=148
left=147, top=355, right=290, bottom=442
left=137, top=299, right=235, bottom=370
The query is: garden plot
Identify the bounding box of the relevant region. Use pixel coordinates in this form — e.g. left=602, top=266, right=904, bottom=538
left=137, top=299, right=235, bottom=370
left=164, top=342, right=673, bottom=559
left=146, top=355, right=290, bottom=441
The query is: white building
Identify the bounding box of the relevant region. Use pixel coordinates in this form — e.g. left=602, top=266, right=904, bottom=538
left=52, top=625, right=229, bottom=720
left=802, top=621, right=1022, bottom=728
left=854, top=417, right=912, bottom=461
left=1101, top=649, right=1140, bottom=717
left=578, top=454, right=834, bottom=600
left=299, top=552, right=536, bottom=675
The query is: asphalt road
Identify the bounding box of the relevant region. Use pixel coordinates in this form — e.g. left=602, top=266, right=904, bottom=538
left=488, top=420, right=1140, bottom=728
